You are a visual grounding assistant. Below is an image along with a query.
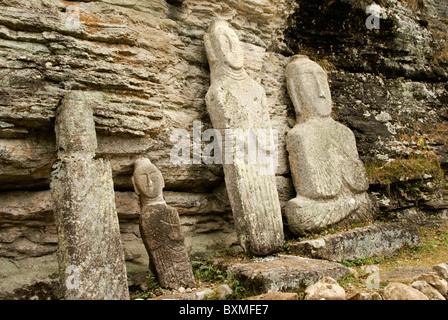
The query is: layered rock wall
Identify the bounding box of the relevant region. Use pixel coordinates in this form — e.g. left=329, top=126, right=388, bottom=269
left=0, top=0, right=447, bottom=298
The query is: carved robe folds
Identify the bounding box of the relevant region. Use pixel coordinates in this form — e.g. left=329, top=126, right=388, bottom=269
left=284, top=56, right=376, bottom=235
left=133, top=158, right=195, bottom=289
left=204, top=20, right=284, bottom=256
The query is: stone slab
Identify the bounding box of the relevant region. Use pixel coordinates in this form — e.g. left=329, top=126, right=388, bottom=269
left=217, top=255, right=350, bottom=294
left=287, top=223, right=420, bottom=262
left=381, top=267, right=434, bottom=283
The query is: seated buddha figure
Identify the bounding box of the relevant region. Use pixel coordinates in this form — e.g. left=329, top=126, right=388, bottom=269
left=285, top=55, right=373, bottom=235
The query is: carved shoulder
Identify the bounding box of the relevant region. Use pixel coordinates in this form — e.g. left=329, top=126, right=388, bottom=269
left=330, top=122, right=369, bottom=192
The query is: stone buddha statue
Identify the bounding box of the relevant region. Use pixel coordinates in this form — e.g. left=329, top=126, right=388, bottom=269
left=132, top=158, right=195, bottom=289
left=204, top=20, right=284, bottom=256
left=285, top=55, right=374, bottom=235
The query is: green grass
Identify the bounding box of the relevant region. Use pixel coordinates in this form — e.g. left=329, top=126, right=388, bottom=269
left=365, top=156, right=444, bottom=186
left=192, top=260, right=247, bottom=300
left=336, top=221, right=448, bottom=294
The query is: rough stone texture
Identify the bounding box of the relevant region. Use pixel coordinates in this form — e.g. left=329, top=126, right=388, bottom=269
left=0, top=0, right=446, bottom=299
left=0, top=188, right=238, bottom=299
left=433, top=263, right=448, bottom=281
left=411, top=280, right=445, bottom=300
left=383, top=282, right=429, bottom=300
left=204, top=20, right=284, bottom=256
left=0, top=0, right=296, bottom=192
left=50, top=91, right=129, bottom=300
left=347, top=291, right=382, bottom=300
left=149, top=287, right=215, bottom=300
left=215, top=284, right=233, bottom=299
left=245, top=292, right=298, bottom=300
left=284, top=55, right=376, bottom=235
left=218, top=254, right=350, bottom=294
left=381, top=266, right=434, bottom=283
left=287, top=222, right=420, bottom=262
left=413, top=273, right=448, bottom=298
left=0, top=0, right=445, bottom=191
left=304, top=276, right=346, bottom=300
left=0, top=255, right=60, bottom=300
left=132, top=158, right=195, bottom=289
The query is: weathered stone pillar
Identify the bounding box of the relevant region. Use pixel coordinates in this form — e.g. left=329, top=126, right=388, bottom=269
left=132, top=158, right=196, bottom=289
left=204, top=20, right=284, bottom=256
left=50, top=91, right=129, bottom=300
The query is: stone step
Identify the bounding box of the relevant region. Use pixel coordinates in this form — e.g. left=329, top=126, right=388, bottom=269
left=286, top=222, right=420, bottom=262
left=215, top=255, right=350, bottom=294
left=381, top=266, right=433, bottom=283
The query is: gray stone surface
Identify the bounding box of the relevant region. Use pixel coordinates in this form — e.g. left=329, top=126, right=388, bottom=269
left=218, top=254, right=350, bottom=294
left=0, top=0, right=447, bottom=300
left=245, top=292, right=298, bottom=300
left=413, top=273, right=448, bottom=298
left=215, top=284, right=233, bottom=300
left=411, top=280, right=445, bottom=300
left=304, top=276, right=346, bottom=300
left=433, top=262, right=448, bottom=281
left=284, top=55, right=376, bottom=235
left=50, top=91, right=129, bottom=300
left=0, top=255, right=60, bottom=300
left=381, top=266, right=434, bottom=283
left=133, top=158, right=195, bottom=289
left=204, top=20, right=284, bottom=256
left=287, top=222, right=420, bottom=262
left=383, top=282, right=429, bottom=300
left=0, top=187, right=239, bottom=299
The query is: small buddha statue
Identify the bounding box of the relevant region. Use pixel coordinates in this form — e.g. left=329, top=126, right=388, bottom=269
left=132, top=158, right=195, bottom=289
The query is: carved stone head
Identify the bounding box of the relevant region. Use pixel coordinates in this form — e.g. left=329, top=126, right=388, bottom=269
left=132, top=158, right=165, bottom=201
left=285, top=55, right=332, bottom=120
left=55, top=91, right=97, bottom=158
left=204, top=20, right=244, bottom=71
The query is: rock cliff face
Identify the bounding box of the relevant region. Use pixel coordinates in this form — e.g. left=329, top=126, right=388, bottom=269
left=0, top=0, right=447, bottom=298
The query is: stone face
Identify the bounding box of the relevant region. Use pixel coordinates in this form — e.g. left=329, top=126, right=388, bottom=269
left=383, top=283, right=429, bottom=300
left=204, top=20, right=284, bottom=256
left=218, top=254, right=350, bottom=294
left=133, top=158, right=195, bottom=289
left=304, top=276, right=346, bottom=300
left=284, top=55, right=376, bottom=235
left=50, top=91, right=129, bottom=300
left=287, top=223, right=420, bottom=262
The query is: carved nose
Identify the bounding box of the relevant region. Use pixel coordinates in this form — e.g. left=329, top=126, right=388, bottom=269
left=315, top=79, right=326, bottom=98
